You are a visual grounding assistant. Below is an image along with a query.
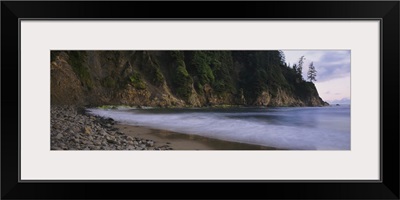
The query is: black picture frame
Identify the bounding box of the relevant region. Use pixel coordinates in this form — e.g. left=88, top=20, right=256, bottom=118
left=2, top=1, right=399, bottom=199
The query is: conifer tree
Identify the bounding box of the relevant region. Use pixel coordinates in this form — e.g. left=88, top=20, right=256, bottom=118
left=307, top=61, right=317, bottom=82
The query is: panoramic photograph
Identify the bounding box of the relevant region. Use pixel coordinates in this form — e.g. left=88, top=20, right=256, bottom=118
left=50, top=50, right=350, bottom=150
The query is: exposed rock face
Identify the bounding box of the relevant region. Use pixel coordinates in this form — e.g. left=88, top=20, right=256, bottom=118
left=50, top=51, right=328, bottom=107
left=51, top=53, right=84, bottom=105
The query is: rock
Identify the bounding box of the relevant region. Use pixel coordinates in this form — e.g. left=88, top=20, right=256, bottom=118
left=51, top=106, right=172, bottom=151
left=102, top=146, right=111, bottom=150
left=107, top=140, right=116, bottom=144
left=146, top=141, right=154, bottom=147
left=94, top=146, right=101, bottom=150
left=55, top=133, right=63, bottom=140
left=106, top=136, right=117, bottom=144
left=106, top=117, right=114, bottom=122
left=83, top=126, right=92, bottom=134
left=53, top=123, right=61, bottom=129
left=99, top=130, right=108, bottom=136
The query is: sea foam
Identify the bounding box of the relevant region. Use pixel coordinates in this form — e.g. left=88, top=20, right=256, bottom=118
left=87, top=106, right=350, bottom=150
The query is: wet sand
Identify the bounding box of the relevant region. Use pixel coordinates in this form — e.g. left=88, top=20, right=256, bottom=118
left=115, top=123, right=277, bottom=150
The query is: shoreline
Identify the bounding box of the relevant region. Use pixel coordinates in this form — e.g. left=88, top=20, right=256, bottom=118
left=51, top=105, right=278, bottom=150
left=51, top=106, right=173, bottom=150
left=115, top=123, right=278, bottom=150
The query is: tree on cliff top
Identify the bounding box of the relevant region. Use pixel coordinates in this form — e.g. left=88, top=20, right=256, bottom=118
left=307, top=62, right=317, bottom=82
left=297, top=56, right=305, bottom=78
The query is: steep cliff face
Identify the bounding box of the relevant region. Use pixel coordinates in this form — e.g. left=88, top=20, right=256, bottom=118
left=50, top=51, right=328, bottom=107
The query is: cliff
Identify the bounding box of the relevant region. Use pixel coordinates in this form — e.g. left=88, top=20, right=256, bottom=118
left=50, top=51, right=328, bottom=107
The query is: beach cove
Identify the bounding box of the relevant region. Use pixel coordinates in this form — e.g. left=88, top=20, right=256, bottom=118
left=50, top=106, right=274, bottom=150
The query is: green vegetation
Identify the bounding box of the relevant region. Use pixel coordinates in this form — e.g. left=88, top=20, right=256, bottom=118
left=139, top=52, right=165, bottom=87
left=153, top=68, right=165, bottom=86
left=183, top=51, right=236, bottom=94
left=51, top=51, right=57, bottom=61
left=172, top=60, right=193, bottom=100
left=53, top=50, right=325, bottom=107
left=98, top=105, right=118, bottom=109
left=129, top=71, right=146, bottom=90
left=102, top=77, right=116, bottom=88
left=190, top=51, right=215, bottom=85
left=68, top=51, right=93, bottom=90
left=98, top=105, right=136, bottom=109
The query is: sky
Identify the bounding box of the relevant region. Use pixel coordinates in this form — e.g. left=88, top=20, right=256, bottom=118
left=282, top=50, right=351, bottom=104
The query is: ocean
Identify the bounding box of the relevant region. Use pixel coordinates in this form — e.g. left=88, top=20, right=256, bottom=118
left=87, top=105, right=350, bottom=150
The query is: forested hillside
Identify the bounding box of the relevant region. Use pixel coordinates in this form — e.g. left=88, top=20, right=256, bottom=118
left=50, top=51, right=328, bottom=107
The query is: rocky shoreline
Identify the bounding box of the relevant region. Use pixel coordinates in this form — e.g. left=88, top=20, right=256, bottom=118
left=50, top=106, right=173, bottom=150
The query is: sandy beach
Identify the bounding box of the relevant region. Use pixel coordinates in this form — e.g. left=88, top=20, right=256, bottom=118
left=115, top=123, right=277, bottom=150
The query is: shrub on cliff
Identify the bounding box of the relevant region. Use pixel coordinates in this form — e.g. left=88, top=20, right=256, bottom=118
left=172, top=60, right=193, bottom=100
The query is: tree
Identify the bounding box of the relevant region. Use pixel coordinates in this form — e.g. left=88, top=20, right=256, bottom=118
left=307, top=62, right=317, bottom=82
left=278, top=50, right=286, bottom=65
left=292, top=63, right=297, bottom=71
left=297, top=56, right=305, bottom=77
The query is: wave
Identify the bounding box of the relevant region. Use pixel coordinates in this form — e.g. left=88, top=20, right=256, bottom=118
left=87, top=107, right=350, bottom=150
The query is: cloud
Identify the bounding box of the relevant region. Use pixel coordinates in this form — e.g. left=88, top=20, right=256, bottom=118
left=282, top=50, right=351, bottom=82
left=314, top=51, right=351, bottom=82
left=282, top=50, right=351, bottom=102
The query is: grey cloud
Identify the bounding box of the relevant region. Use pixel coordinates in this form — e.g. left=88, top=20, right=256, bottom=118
left=310, top=51, right=350, bottom=82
